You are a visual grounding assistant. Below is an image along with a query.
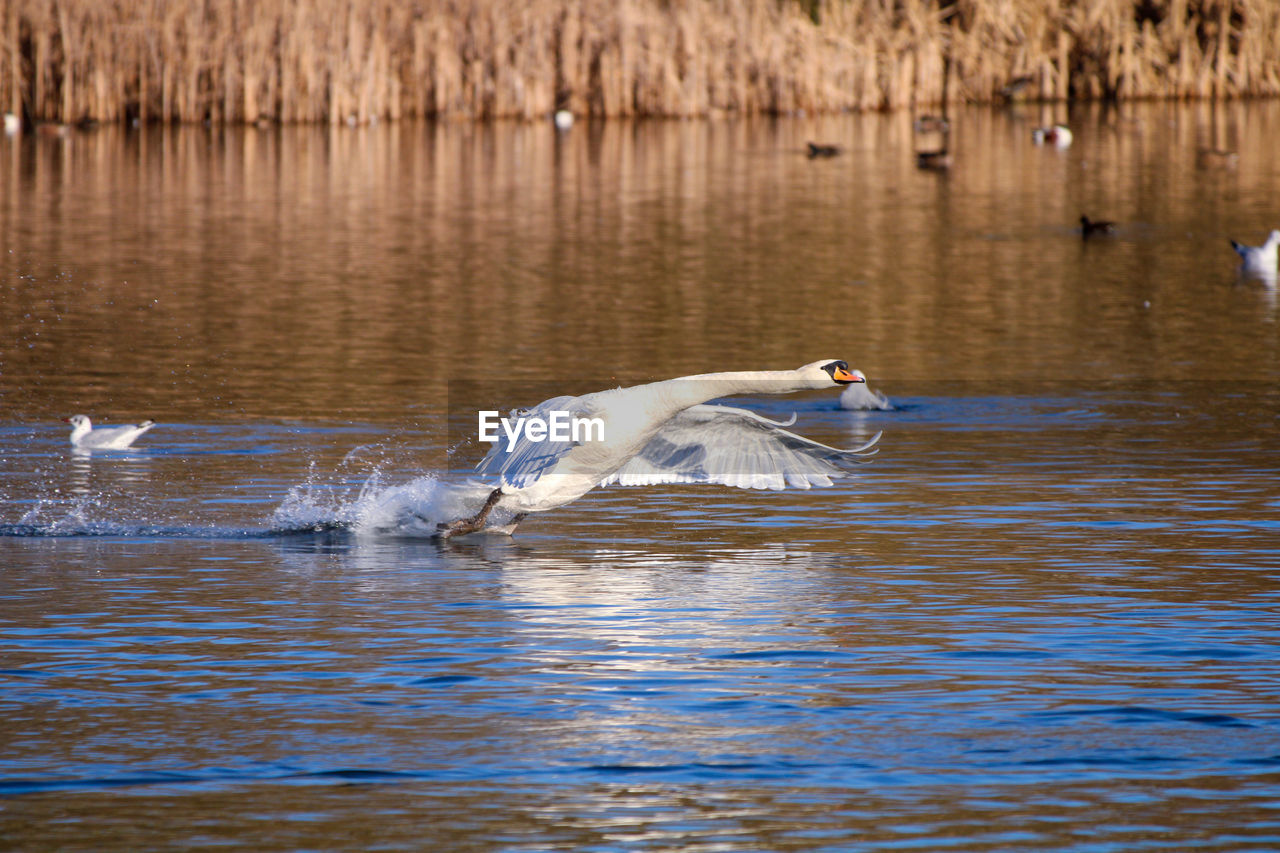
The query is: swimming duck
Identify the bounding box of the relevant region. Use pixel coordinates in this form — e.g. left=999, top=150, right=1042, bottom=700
left=1032, top=125, right=1072, bottom=148
left=1080, top=215, right=1117, bottom=239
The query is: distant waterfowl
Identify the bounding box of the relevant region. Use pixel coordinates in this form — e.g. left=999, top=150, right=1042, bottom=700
left=36, top=122, right=71, bottom=139
left=553, top=110, right=574, bottom=131
left=913, top=115, right=950, bottom=133
left=1080, top=215, right=1117, bottom=239
left=1229, top=230, right=1280, bottom=280
left=916, top=147, right=952, bottom=170
left=839, top=370, right=892, bottom=411
left=1032, top=125, right=1072, bottom=148
left=807, top=142, right=840, bottom=158
left=434, top=360, right=881, bottom=539
left=64, top=415, right=156, bottom=449
left=2, top=112, right=19, bottom=136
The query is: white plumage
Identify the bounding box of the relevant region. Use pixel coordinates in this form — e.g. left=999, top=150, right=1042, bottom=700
left=63, top=414, right=156, bottom=449
left=1032, top=125, right=1072, bottom=148
left=838, top=370, right=892, bottom=411
left=1230, top=229, right=1280, bottom=282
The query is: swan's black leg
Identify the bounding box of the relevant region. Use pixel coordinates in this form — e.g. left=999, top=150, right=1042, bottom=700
left=436, top=488, right=504, bottom=539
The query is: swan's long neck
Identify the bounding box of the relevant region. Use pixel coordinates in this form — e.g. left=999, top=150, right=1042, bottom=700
left=645, top=370, right=814, bottom=418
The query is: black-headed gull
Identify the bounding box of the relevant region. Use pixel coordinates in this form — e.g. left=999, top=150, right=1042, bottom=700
left=64, top=415, right=156, bottom=449
left=1230, top=230, right=1280, bottom=281
left=434, top=360, right=881, bottom=539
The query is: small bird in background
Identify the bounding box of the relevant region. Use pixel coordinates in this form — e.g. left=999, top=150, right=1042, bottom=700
left=1032, top=125, right=1073, bottom=148
left=913, top=115, right=950, bottom=133
left=916, top=147, right=952, bottom=170
left=63, top=415, right=157, bottom=450
left=1080, top=214, right=1117, bottom=239
left=807, top=142, right=840, bottom=158
left=839, top=370, right=893, bottom=411
left=1230, top=229, right=1280, bottom=282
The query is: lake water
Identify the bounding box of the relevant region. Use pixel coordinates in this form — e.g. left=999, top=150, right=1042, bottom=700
left=2, top=102, right=1279, bottom=850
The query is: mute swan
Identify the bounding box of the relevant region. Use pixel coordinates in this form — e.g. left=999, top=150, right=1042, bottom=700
left=437, top=360, right=881, bottom=538
left=838, top=370, right=892, bottom=411
left=1230, top=230, right=1280, bottom=281
left=913, top=115, right=950, bottom=133
left=64, top=415, right=156, bottom=449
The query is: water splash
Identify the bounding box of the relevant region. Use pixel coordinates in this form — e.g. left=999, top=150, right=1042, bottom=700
left=1, top=435, right=498, bottom=540
left=267, top=441, right=499, bottom=538
left=269, top=466, right=494, bottom=538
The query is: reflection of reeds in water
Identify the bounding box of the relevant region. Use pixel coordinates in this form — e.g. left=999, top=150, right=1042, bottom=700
left=5, top=101, right=1277, bottom=408
left=2, top=1, right=1280, bottom=125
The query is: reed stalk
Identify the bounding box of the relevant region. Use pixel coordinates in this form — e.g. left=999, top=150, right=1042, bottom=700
left=1, top=0, right=1277, bottom=125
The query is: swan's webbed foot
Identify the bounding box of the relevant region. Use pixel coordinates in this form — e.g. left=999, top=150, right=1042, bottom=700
left=436, top=487, right=504, bottom=540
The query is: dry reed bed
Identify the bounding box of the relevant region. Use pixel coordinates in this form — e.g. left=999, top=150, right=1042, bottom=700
left=2, top=0, right=1279, bottom=125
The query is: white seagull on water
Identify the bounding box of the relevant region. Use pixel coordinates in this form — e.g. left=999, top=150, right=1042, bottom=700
left=64, top=415, right=156, bottom=449
left=436, top=360, right=881, bottom=538
left=1230, top=229, right=1280, bottom=282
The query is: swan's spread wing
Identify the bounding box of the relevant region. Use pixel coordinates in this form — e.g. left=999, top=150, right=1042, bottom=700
left=602, top=404, right=880, bottom=491
left=472, top=395, right=597, bottom=488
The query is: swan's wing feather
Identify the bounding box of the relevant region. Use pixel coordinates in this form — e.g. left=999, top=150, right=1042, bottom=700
left=472, top=395, right=596, bottom=488
left=602, top=404, right=879, bottom=491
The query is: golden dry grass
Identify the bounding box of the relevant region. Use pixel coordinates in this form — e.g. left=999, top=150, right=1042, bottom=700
left=2, top=0, right=1278, bottom=125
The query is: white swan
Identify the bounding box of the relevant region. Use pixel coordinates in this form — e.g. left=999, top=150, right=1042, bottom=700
left=1230, top=229, right=1280, bottom=282
left=64, top=414, right=156, bottom=449
left=838, top=370, right=892, bottom=411
left=437, top=360, right=881, bottom=538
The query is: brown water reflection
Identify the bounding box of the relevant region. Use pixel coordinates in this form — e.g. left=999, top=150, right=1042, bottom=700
left=3, top=101, right=1279, bottom=426
left=3, top=102, right=1280, bottom=852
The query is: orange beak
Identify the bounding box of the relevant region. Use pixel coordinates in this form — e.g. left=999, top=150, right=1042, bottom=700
left=833, top=366, right=862, bottom=384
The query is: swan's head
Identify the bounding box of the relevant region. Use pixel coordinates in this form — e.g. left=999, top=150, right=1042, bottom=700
left=1266, top=230, right=1280, bottom=248
left=63, top=415, right=91, bottom=429
left=798, top=360, right=864, bottom=387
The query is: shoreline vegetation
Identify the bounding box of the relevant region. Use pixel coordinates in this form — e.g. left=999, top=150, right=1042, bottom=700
left=2, top=0, right=1279, bottom=126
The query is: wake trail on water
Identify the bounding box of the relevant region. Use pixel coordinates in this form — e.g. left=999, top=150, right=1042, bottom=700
left=269, top=469, right=498, bottom=539
left=2, top=447, right=499, bottom=540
